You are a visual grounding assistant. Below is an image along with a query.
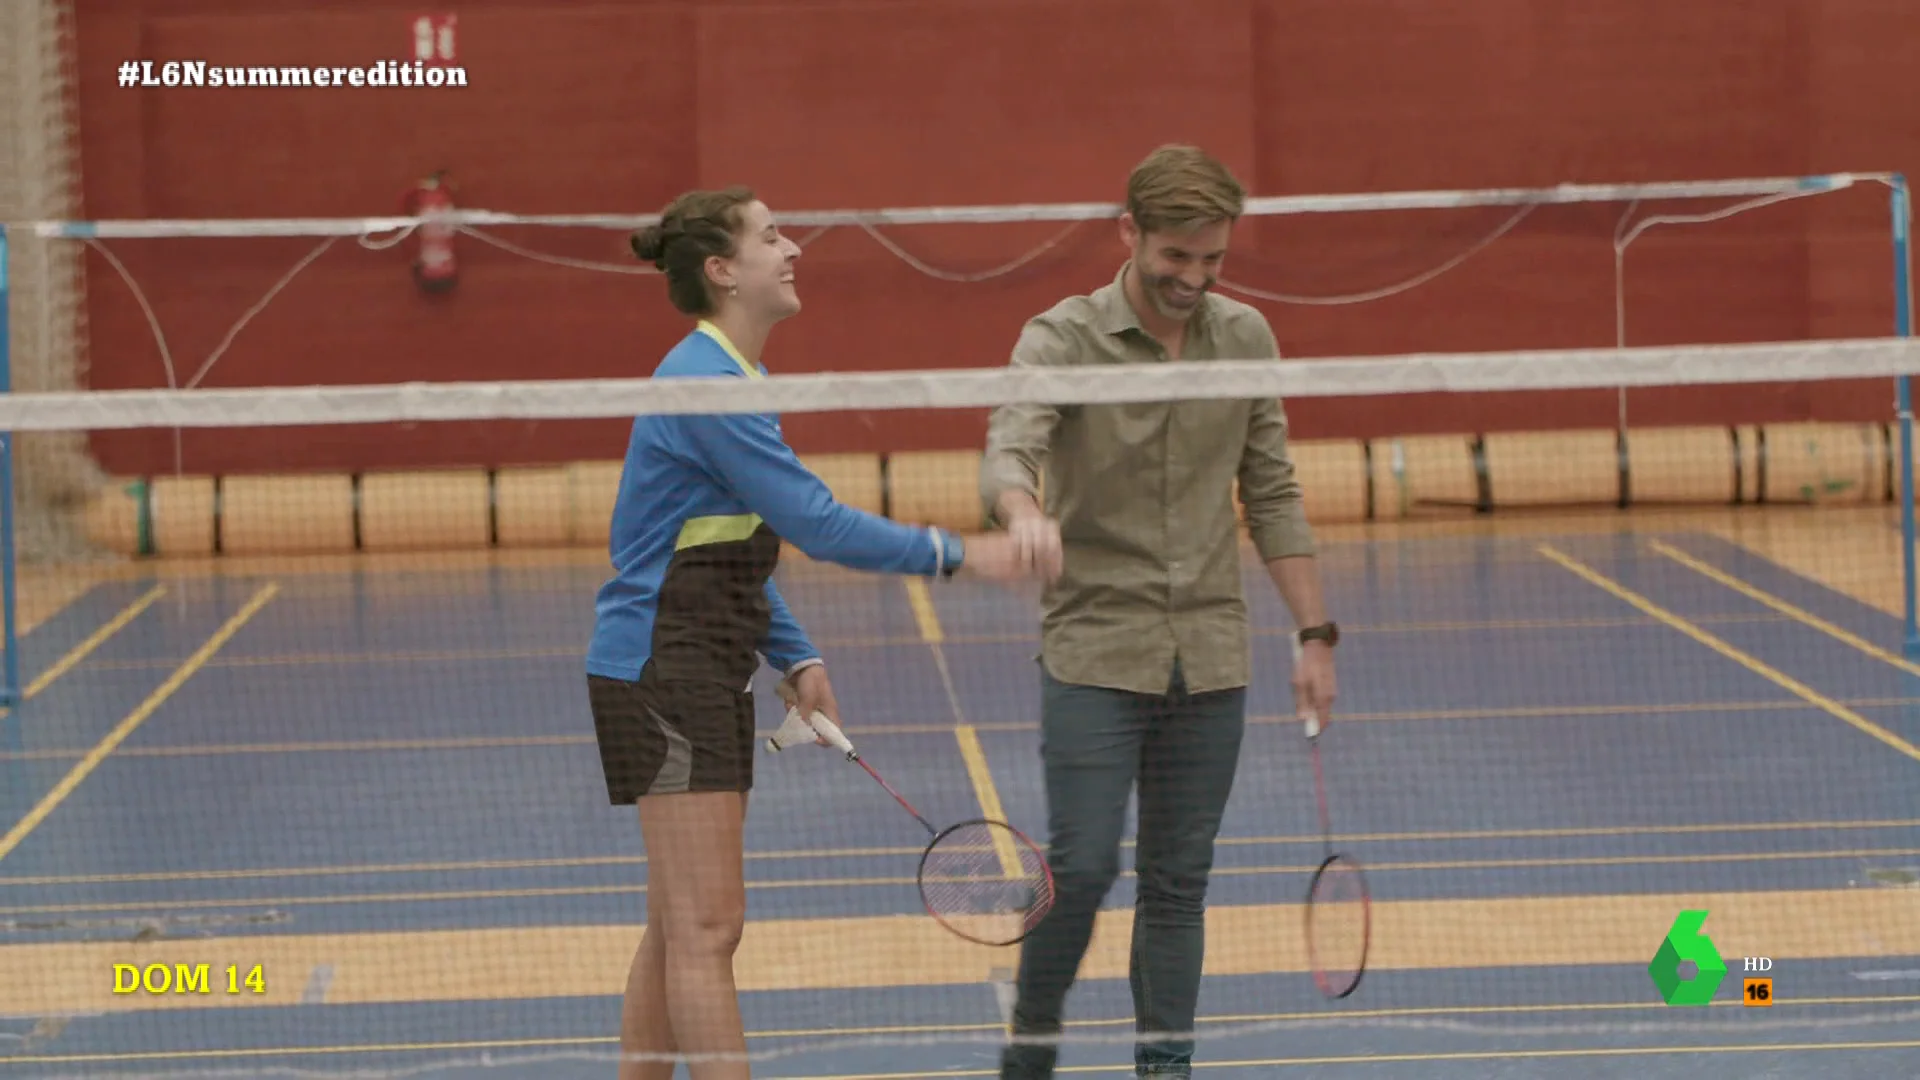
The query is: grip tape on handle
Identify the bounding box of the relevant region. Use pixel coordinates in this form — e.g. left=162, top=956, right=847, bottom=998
left=1290, top=635, right=1322, bottom=738
left=768, top=675, right=858, bottom=757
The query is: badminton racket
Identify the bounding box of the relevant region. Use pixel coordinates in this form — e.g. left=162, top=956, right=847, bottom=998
left=1293, top=635, right=1371, bottom=999
left=767, top=677, right=1055, bottom=947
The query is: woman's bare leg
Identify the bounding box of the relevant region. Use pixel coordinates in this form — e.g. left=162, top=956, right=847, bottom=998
left=627, top=790, right=749, bottom=1079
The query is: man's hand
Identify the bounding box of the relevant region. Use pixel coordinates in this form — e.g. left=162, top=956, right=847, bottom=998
left=1293, top=640, right=1337, bottom=726
left=960, top=529, right=1063, bottom=584
left=957, top=533, right=1039, bottom=582
left=787, top=663, right=842, bottom=747
left=994, top=490, right=1064, bottom=581
left=1006, top=512, right=1064, bottom=581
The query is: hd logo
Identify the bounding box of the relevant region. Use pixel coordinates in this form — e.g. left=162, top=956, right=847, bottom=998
left=1649, top=910, right=1727, bottom=1005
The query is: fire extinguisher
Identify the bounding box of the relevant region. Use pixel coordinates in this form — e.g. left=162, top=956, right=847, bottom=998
left=402, top=169, right=458, bottom=293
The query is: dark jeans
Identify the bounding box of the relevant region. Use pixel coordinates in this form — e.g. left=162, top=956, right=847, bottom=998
left=1001, top=659, right=1247, bottom=1079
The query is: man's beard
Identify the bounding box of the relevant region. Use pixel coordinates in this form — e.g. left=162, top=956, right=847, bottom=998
left=1137, top=266, right=1212, bottom=317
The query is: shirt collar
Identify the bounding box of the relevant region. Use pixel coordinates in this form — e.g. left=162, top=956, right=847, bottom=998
left=696, top=319, right=761, bottom=379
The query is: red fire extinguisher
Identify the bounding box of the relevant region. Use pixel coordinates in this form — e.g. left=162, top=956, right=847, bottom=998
left=402, top=169, right=458, bottom=293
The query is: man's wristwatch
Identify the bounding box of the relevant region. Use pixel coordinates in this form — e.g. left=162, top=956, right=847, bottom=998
left=1296, top=622, right=1340, bottom=649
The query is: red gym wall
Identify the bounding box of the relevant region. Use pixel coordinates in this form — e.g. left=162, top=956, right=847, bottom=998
left=70, top=0, right=1920, bottom=478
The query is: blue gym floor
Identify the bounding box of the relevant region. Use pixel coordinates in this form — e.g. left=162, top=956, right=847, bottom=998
left=2, top=527, right=1918, bottom=1078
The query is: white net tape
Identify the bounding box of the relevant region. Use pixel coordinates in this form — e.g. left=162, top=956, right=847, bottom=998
left=4, top=339, right=1919, bottom=433
left=23, top=173, right=1888, bottom=237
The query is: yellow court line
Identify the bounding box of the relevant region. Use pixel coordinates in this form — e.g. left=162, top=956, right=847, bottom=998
left=1649, top=537, right=1920, bottom=678
left=0, top=585, right=166, bottom=722
left=9, top=995, right=1916, bottom=1069
left=906, top=575, right=1026, bottom=877
left=20, top=585, right=167, bottom=701
left=11, top=816, right=1915, bottom=890
left=785, top=1040, right=1920, bottom=1078
left=0, top=697, right=1853, bottom=763
left=0, top=583, right=280, bottom=864
left=0, top=733, right=598, bottom=762
left=954, top=726, right=1026, bottom=878
left=11, top=695, right=1916, bottom=764
left=903, top=578, right=944, bottom=643
left=1210, top=845, right=1920, bottom=876
left=1218, top=815, right=1920, bottom=846
left=1537, top=545, right=1920, bottom=764
left=15, top=843, right=1916, bottom=917
left=72, top=612, right=1797, bottom=672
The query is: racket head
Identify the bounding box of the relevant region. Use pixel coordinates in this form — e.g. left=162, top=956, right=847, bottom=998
left=1303, top=852, right=1371, bottom=999
left=917, top=818, right=1055, bottom=947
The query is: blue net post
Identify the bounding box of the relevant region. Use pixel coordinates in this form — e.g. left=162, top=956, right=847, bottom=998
left=1894, top=176, right=1917, bottom=661
left=0, top=224, right=17, bottom=710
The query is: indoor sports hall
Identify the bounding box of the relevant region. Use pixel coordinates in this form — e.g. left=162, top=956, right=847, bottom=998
left=5, top=3, right=1920, bottom=1078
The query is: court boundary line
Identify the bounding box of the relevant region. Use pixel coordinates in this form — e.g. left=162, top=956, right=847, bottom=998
left=775, top=1038, right=1920, bottom=1078
left=14, top=586, right=167, bottom=703
left=13, top=694, right=1916, bottom=763
left=0, top=585, right=166, bottom=728
left=905, top=577, right=1023, bottom=876
left=7, top=816, right=1914, bottom=890
left=7, top=993, right=1916, bottom=1070
left=1649, top=536, right=1920, bottom=677
left=1537, top=545, right=1920, bottom=763
left=67, top=612, right=1800, bottom=672
left=0, top=583, right=280, bottom=863
left=8, top=844, right=1917, bottom=915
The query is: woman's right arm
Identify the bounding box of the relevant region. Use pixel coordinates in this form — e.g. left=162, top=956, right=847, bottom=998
left=677, top=407, right=950, bottom=577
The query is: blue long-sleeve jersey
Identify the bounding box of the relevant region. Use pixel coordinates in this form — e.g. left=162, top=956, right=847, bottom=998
left=587, top=322, right=962, bottom=688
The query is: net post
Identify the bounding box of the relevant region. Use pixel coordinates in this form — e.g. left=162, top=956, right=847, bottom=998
left=0, top=223, right=17, bottom=709
left=1892, top=176, right=1917, bottom=661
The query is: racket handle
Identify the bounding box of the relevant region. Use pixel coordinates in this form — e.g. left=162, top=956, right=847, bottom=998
left=767, top=669, right=856, bottom=757
left=807, top=709, right=857, bottom=757
left=766, top=704, right=857, bottom=759
left=1289, top=635, right=1322, bottom=738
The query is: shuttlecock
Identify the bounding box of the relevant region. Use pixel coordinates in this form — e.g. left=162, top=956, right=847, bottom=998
left=766, top=706, right=819, bottom=753
left=765, top=705, right=856, bottom=758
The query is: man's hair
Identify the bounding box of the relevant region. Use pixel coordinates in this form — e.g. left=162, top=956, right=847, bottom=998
left=1125, top=144, right=1246, bottom=235
left=629, top=186, right=758, bottom=316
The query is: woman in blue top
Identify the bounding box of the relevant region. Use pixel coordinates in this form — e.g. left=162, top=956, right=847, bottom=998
left=588, top=186, right=1049, bottom=1080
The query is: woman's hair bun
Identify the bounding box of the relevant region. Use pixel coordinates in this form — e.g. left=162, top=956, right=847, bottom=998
left=629, top=222, right=670, bottom=268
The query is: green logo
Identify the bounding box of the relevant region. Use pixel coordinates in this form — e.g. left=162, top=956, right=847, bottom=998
left=1649, top=909, right=1726, bottom=1005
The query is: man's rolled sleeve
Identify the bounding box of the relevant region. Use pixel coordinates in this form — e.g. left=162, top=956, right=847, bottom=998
left=1235, top=315, right=1316, bottom=561
left=1238, top=396, right=1316, bottom=560
left=980, top=318, right=1068, bottom=524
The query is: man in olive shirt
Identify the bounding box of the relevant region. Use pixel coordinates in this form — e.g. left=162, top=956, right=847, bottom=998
left=981, top=144, right=1340, bottom=1079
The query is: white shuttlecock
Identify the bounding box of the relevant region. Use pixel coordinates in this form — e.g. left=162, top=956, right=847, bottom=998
left=765, top=705, right=856, bottom=758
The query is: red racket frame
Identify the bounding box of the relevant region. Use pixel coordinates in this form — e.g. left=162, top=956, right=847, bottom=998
left=839, top=740, right=1056, bottom=947
left=1302, top=690, right=1372, bottom=999
left=918, top=817, right=1056, bottom=947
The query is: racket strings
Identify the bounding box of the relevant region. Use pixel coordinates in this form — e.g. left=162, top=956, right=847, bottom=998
left=920, top=820, right=1054, bottom=945
left=1306, top=857, right=1371, bottom=998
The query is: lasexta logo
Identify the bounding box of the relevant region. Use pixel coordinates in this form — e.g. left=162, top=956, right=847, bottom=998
left=1649, top=909, right=1726, bottom=1005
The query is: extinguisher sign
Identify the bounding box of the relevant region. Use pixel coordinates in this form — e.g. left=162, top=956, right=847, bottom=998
left=413, top=14, right=457, bottom=64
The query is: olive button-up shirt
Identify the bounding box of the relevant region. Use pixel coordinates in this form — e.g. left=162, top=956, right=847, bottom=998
left=979, top=264, right=1317, bottom=696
